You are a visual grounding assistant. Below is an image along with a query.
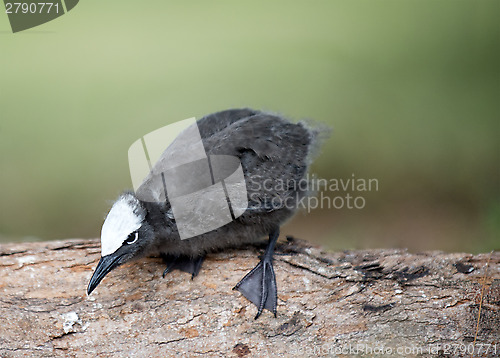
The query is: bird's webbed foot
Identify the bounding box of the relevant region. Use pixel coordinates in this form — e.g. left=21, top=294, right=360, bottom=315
left=161, top=254, right=205, bottom=280
left=233, top=227, right=279, bottom=319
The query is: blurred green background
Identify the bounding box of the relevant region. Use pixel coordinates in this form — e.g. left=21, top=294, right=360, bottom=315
left=0, top=1, right=498, bottom=253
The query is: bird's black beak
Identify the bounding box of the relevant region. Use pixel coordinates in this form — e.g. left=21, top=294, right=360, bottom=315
left=87, top=254, right=122, bottom=295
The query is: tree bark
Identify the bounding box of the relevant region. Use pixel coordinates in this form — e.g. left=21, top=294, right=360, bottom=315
left=0, top=238, right=498, bottom=357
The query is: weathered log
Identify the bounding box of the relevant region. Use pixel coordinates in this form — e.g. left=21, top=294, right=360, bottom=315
left=0, top=238, right=498, bottom=357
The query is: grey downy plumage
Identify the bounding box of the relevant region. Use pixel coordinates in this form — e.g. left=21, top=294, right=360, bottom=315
left=88, top=108, right=328, bottom=319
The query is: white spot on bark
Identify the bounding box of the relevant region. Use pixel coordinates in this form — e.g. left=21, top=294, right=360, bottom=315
left=61, top=311, right=82, bottom=334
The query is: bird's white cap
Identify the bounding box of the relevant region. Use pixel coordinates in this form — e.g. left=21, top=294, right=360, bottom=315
left=100, top=194, right=143, bottom=256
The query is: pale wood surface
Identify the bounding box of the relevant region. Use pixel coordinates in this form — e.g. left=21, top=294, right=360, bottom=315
left=0, top=238, right=498, bottom=357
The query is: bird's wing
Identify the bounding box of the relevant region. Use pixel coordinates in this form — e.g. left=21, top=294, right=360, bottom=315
left=138, top=109, right=316, bottom=215
left=200, top=112, right=314, bottom=214
left=196, top=108, right=262, bottom=140
left=136, top=109, right=261, bottom=202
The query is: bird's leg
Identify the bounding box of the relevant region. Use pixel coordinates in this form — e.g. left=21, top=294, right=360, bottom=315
left=233, top=227, right=279, bottom=319
left=161, top=254, right=205, bottom=279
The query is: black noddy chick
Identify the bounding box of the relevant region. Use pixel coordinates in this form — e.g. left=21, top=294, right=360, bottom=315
left=88, top=108, right=326, bottom=319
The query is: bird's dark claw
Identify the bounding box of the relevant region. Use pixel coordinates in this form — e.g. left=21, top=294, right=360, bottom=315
left=233, top=256, right=277, bottom=319
left=233, top=227, right=279, bottom=319
left=161, top=254, right=205, bottom=279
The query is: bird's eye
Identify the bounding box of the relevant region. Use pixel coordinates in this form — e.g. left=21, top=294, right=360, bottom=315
left=124, top=231, right=138, bottom=245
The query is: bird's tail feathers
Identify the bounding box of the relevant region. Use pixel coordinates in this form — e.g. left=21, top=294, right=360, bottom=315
left=299, top=119, right=331, bottom=166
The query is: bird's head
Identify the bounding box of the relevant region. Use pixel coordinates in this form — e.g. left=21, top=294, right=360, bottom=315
left=87, top=192, right=153, bottom=295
